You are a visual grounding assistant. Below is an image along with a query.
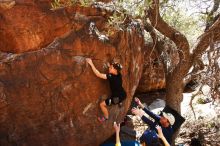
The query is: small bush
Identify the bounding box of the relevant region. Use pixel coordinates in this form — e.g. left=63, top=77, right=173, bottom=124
left=197, top=97, right=206, bottom=104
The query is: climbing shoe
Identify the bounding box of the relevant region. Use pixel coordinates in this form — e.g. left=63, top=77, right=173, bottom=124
left=98, top=116, right=108, bottom=123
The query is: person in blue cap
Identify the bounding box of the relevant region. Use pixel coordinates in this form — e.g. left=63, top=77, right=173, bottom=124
left=132, top=97, right=175, bottom=145
left=113, top=122, right=170, bottom=146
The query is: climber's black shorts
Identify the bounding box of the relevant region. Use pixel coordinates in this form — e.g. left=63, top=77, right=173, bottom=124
left=105, top=96, right=124, bottom=106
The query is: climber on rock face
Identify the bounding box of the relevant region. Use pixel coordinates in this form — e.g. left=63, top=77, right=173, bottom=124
left=86, top=58, right=126, bottom=123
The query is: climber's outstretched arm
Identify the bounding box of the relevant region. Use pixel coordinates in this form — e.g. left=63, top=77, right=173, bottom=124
left=86, top=58, right=107, bottom=79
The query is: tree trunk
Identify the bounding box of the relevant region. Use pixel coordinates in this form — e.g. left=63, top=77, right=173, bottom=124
left=166, top=73, right=184, bottom=145
left=166, top=74, right=184, bottom=113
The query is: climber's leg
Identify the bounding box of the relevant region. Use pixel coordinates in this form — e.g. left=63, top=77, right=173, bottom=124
left=99, top=100, right=109, bottom=122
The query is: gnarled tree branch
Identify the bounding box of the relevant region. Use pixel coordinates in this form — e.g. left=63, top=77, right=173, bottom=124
left=192, top=17, right=220, bottom=61
left=147, top=0, right=191, bottom=77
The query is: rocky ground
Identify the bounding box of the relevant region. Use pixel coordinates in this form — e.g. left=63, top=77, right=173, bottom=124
left=176, top=93, right=220, bottom=146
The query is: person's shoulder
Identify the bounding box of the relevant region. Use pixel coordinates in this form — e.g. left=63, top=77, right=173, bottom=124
left=170, top=126, right=174, bottom=132
left=164, top=125, right=174, bottom=133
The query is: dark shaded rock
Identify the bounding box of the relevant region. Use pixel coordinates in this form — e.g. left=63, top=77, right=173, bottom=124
left=184, top=80, right=199, bottom=93
left=136, top=47, right=165, bottom=93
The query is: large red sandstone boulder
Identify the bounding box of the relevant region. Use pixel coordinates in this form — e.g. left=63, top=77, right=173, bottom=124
left=0, top=1, right=144, bottom=146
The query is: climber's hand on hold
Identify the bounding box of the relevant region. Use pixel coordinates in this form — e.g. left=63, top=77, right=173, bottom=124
left=86, top=58, right=107, bottom=79
left=86, top=58, right=93, bottom=66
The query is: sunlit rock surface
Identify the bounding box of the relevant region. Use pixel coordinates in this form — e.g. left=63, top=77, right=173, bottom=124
left=0, top=1, right=145, bottom=146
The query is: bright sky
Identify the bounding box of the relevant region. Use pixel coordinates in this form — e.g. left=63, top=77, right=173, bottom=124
left=178, top=0, right=214, bottom=16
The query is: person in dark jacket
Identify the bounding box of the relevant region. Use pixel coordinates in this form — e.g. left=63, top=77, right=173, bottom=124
left=86, top=58, right=126, bottom=123
left=132, top=97, right=175, bottom=145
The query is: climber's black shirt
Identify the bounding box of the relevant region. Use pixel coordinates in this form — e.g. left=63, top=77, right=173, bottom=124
left=107, top=73, right=126, bottom=100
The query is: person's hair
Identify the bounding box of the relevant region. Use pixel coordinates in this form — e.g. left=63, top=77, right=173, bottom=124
left=151, top=138, right=163, bottom=146
left=111, top=62, right=122, bottom=72
left=140, top=137, right=163, bottom=146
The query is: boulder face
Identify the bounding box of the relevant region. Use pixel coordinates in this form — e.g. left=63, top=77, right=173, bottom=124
left=0, top=1, right=144, bottom=146
left=0, top=0, right=73, bottom=53
left=136, top=46, right=165, bottom=93
left=136, top=43, right=180, bottom=93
